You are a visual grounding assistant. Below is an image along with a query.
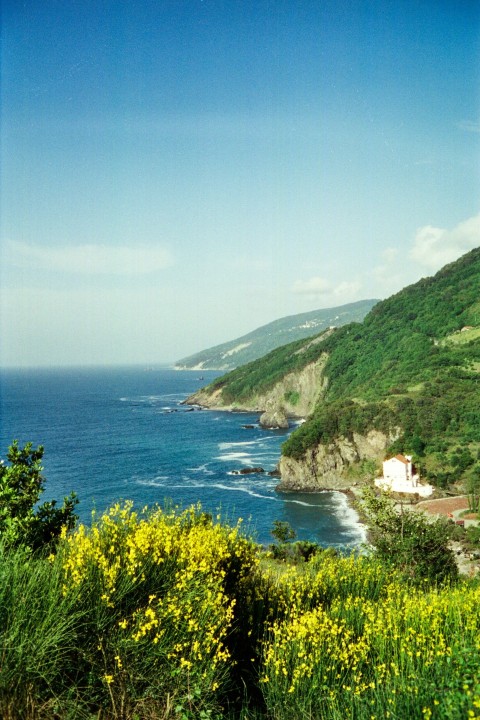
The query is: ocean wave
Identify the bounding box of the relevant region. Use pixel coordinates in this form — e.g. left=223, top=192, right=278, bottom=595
left=215, top=451, right=256, bottom=462
left=209, top=483, right=278, bottom=501
left=225, top=473, right=276, bottom=486
left=283, top=497, right=328, bottom=508
left=330, top=494, right=367, bottom=541
left=118, top=393, right=185, bottom=405
left=187, top=463, right=215, bottom=475
left=218, top=440, right=264, bottom=450
left=134, top=476, right=170, bottom=487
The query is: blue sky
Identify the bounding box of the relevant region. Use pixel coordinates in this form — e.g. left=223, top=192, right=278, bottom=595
left=1, top=0, right=479, bottom=367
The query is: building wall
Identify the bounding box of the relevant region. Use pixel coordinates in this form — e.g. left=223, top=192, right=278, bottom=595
left=383, top=458, right=408, bottom=482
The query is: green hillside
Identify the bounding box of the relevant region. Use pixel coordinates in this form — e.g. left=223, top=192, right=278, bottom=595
left=203, top=248, right=480, bottom=488
left=175, top=299, right=378, bottom=371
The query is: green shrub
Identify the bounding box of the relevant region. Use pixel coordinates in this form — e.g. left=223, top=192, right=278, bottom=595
left=260, top=575, right=480, bottom=720
left=58, top=503, right=259, bottom=718
left=361, top=488, right=458, bottom=585
left=0, top=498, right=479, bottom=719
left=0, top=542, right=85, bottom=719
left=283, top=390, right=300, bottom=406
left=0, top=441, right=78, bottom=551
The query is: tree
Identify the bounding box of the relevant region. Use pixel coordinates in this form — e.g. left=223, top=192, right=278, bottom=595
left=361, top=488, right=458, bottom=585
left=270, top=520, right=296, bottom=544
left=467, top=465, right=480, bottom=514
left=0, top=441, right=78, bottom=550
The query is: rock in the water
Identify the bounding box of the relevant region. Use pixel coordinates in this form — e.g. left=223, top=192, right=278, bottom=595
left=231, top=467, right=265, bottom=475
left=259, top=409, right=289, bottom=429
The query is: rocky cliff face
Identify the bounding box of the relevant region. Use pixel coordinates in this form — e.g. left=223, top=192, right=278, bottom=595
left=186, top=356, right=328, bottom=420
left=277, top=429, right=399, bottom=491
left=187, top=359, right=400, bottom=491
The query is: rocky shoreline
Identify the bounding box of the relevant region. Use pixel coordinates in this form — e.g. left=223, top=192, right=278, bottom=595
left=186, top=397, right=479, bottom=574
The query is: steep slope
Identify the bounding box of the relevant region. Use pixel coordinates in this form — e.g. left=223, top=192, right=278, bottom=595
left=175, top=299, right=378, bottom=371
left=187, top=343, right=329, bottom=419
left=186, top=328, right=333, bottom=414
left=190, top=248, right=480, bottom=491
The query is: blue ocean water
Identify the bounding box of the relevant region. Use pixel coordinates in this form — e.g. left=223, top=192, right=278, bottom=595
left=0, top=366, right=366, bottom=548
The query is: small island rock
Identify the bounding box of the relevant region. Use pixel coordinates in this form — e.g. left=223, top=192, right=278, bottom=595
left=231, top=467, right=265, bottom=475
left=259, top=409, right=289, bottom=429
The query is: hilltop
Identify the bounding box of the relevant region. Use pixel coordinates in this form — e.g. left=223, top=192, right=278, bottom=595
left=175, top=299, right=378, bottom=371
left=187, top=247, right=480, bottom=492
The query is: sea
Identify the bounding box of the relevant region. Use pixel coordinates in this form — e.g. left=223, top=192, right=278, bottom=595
left=0, top=365, right=366, bottom=548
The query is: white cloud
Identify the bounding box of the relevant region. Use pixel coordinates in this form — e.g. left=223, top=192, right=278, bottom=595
left=409, top=214, right=480, bottom=271
left=292, top=276, right=331, bottom=295
left=372, top=247, right=399, bottom=279
left=332, top=280, right=362, bottom=298
left=381, top=248, right=399, bottom=264
left=7, top=241, right=173, bottom=275
left=291, top=276, right=362, bottom=304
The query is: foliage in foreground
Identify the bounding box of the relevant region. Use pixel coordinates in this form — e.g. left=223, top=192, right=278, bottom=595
left=360, top=487, right=459, bottom=585
left=261, top=555, right=480, bottom=720
left=0, top=502, right=479, bottom=720
left=0, top=441, right=78, bottom=550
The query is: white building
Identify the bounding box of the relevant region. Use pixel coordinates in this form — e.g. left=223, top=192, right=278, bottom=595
left=375, top=454, right=433, bottom=497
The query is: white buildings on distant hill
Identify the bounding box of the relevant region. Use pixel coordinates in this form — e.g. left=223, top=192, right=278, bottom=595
left=375, top=454, right=434, bottom=498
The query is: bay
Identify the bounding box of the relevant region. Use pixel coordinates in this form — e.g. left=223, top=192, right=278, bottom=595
left=0, top=365, right=366, bottom=548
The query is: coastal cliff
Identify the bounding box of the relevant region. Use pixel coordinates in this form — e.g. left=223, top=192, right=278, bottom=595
left=186, top=355, right=328, bottom=420
left=277, top=429, right=398, bottom=491
left=185, top=248, right=480, bottom=493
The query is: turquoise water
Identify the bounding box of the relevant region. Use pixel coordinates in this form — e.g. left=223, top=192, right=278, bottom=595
left=0, top=365, right=366, bottom=547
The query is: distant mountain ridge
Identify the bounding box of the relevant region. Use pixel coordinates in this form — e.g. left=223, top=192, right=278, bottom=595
left=175, top=299, right=379, bottom=371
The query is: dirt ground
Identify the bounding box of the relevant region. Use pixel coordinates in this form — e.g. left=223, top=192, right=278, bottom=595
left=416, top=496, right=470, bottom=517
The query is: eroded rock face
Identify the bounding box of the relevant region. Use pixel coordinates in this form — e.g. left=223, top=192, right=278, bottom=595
left=277, top=430, right=397, bottom=491
left=259, top=409, right=289, bottom=429
left=185, top=356, right=328, bottom=418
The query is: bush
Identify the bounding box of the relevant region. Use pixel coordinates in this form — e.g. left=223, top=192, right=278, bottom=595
left=0, top=441, right=78, bottom=551
left=259, top=572, right=480, bottom=720
left=58, top=502, right=259, bottom=718
left=1, top=498, right=480, bottom=719
left=360, top=488, right=458, bottom=585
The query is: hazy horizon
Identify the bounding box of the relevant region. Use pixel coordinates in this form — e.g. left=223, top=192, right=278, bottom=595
left=1, top=296, right=380, bottom=369
left=2, top=1, right=479, bottom=367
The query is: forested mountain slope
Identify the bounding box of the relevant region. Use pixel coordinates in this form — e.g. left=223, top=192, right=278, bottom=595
left=175, top=299, right=377, bottom=371
left=190, top=248, right=480, bottom=490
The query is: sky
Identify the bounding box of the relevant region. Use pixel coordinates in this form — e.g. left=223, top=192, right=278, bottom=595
left=1, top=0, right=480, bottom=367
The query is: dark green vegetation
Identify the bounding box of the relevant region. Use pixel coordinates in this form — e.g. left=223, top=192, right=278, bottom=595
left=204, top=330, right=330, bottom=405
left=203, top=248, right=480, bottom=489
left=0, top=441, right=78, bottom=550
left=361, top=488, right=458, bottom=585
left=176, top=299, right=378, bottom=371
left=269, top=520, right=331, bottom=563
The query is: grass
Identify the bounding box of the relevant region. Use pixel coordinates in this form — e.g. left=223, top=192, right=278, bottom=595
left=0, top=504, right=479, bottom=719
left=441, top=327, right=480, bottom=345
left=0, top=543, right=85, bottom=719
